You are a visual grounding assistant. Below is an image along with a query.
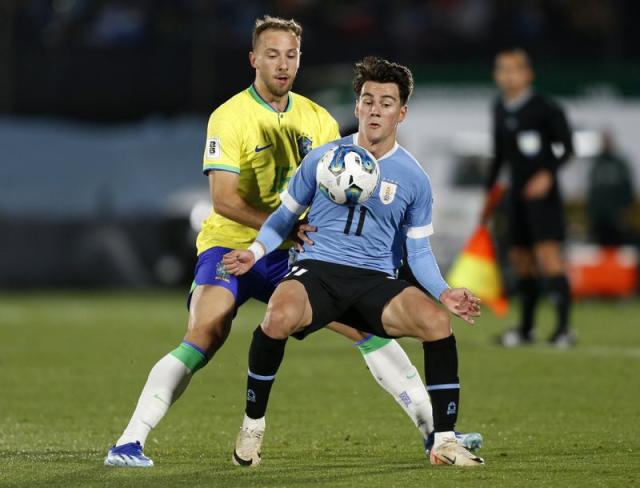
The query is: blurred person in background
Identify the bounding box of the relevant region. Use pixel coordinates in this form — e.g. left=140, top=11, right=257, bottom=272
left=104, top=15, right=480, bottom=468
left=481, top=48, right=575, bottom=348
left=587, top=131, right=636, bottom=246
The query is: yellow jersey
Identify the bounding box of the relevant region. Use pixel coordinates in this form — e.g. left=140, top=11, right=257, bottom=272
left=196, top=85, right=340, bottom=254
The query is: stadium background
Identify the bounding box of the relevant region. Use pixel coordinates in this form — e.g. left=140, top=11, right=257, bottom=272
left=2, top=0, right=640, bottom=288
left=1, top=1, right=639, bottom=487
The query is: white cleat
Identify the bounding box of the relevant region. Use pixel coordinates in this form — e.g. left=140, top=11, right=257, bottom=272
left=548, top=331, right=576, bottom=349
left=498, top=328, right=533, bottom=348
left=232, top=418, right=264, bottom=467
left=430, top=438, right=485, bottom=467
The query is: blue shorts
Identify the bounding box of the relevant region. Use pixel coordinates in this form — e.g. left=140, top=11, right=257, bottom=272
left=188, top=246, right=290, bottom=310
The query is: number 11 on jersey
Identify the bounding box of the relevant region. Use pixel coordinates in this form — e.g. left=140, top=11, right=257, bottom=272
left=343, top=206, right=367, bottom=236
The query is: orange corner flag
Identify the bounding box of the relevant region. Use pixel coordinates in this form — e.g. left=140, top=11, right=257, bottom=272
left=446, top=225, right=509, bottom=317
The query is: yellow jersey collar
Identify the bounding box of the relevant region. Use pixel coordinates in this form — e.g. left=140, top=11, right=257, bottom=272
left=248, top=84, right=293, bottom=113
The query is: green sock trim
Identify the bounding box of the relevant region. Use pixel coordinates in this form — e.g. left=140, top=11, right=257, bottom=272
left=170, top=342, right=207, bottom=373
left=357, top=335, right=392, bottom=354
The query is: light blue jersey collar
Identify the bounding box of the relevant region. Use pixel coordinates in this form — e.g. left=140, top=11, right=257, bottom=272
left=351, top=133, right=399, bottom=161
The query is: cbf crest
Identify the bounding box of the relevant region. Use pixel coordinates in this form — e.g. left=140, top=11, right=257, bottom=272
left=379, top=181, right=398, bottom=205
left=215, top=261, right=230, bottom=283
left=297, top=135, right=312, bottom=159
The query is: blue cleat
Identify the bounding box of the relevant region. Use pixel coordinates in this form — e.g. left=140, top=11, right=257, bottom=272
left=104, top=441, right=154, bottom=467
left=423, top=431, right=483, bottom=455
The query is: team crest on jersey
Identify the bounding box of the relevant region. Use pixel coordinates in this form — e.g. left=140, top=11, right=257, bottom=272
left=297, top=135, right=312, bottom=159
left=205, top=137, right=221, bottom=160
left=379, top=181, right=398, bottom=205
left=215, top=261, right=230, bottom=282
left=517, top=130, right=541, bottom=157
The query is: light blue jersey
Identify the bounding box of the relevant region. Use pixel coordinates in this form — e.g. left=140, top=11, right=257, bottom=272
left=281, top=134, right=433, bottom=275
left=253, top=134, right=449, bottom=299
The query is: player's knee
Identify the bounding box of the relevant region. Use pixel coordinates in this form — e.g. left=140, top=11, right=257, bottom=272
left=261, top=303, right=300, bottom=339
left=261, top=319, right=293, bottom=339
left=427, top=308, right=452, bottom=338
left=187, top=316, right=232, bottom=354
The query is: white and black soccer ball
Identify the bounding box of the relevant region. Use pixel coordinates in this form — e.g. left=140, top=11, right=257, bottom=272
left=316, top=144, right=380, bottom=205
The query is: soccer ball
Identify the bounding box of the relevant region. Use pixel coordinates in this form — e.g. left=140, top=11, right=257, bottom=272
left=316, top=144, right=380, bottom=205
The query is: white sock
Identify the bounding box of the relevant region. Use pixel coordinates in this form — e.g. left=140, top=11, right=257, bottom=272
left=359, top=338, right=434, bottom=438
left=242, top=414, right=265, bottom=431
left=434, top=431, right=456, bottom=448
left=116, top=354, right=192, bottom=447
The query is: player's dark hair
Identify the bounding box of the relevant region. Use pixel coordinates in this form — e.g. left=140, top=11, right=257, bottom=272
left=496, top=47, right=533, bottom=69
left=353, top=56, right=414, bottom=105
left=252, top=15, right=302, bottom=49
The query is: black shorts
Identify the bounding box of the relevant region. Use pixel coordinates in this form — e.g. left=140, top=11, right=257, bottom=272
left=397, top=260, right=428, bottom=295
left=282, top=259, right=412, bottom=340
left=508, top=189, right=565, bottom=246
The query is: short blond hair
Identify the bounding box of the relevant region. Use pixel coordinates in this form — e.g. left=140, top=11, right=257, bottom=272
left=252, top=15, right=302, bottom=49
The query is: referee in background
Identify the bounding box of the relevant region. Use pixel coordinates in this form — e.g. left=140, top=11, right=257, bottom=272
left=482, top=48, right=575, bottom=348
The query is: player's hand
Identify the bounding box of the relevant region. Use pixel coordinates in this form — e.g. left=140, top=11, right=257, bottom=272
left=292, top=222, right=317, bottom=252
left=523, top=170, right=553, bottom=200
left=439, top=288, right=481, bottom=325
left=222, top=249, right=256, bottom=276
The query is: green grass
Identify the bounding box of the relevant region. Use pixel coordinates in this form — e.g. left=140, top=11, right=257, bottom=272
left=1, top=291, right=639, bottom=487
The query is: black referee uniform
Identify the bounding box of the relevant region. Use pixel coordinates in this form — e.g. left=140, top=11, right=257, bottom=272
left=487, top=90, right=574, bottom=341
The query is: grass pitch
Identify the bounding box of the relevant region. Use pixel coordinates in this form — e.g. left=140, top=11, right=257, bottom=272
left=1, top=290, right=639, bottom=487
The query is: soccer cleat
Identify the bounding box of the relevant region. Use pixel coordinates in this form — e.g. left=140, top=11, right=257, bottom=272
left=429, top=438, right=485, bottom=467
left=548, top=330, right=576, bottom=349
left=424, top=431, right=483, bottom=455
left=104, top=441, right=154, bottom=468
left=232, top=424, right=264, bottom=467
left=497, top=328, right=533, bottom=348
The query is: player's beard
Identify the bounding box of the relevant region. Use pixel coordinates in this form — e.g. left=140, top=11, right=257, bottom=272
left=265, top=76, right=295, bottom=98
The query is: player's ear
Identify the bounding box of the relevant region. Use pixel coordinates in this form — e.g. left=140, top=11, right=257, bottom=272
left=527, top=68, right=535, bottom=84
left=354, top=98, right=360, bottom=119
left=249, top=51, right=257, bottom=68
left=398, top=104, right=408, bottom=123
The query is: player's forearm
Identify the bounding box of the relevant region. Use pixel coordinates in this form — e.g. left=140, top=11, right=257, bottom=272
left=405, top=236, right=450, bottom=301
left=213, top=195, right=270, bottom=230
left=250, top=204, right=298, bottom=259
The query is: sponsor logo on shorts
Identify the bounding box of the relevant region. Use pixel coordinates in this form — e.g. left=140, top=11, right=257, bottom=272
left=215, top=261, right=230, bottom=282
left=284, top=265, right=308, bottom=278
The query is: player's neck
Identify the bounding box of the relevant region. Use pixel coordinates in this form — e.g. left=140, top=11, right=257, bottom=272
left=503, top=86, right=531, bottom=103
left=356, top=133, right=397, bottom=160
left=253, top=80, right=290, bottom=112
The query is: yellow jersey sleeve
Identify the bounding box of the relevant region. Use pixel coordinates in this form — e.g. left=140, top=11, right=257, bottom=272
left=320, top=111, right=341, bottom=144
left=202, top=109, right=243, bottom=174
